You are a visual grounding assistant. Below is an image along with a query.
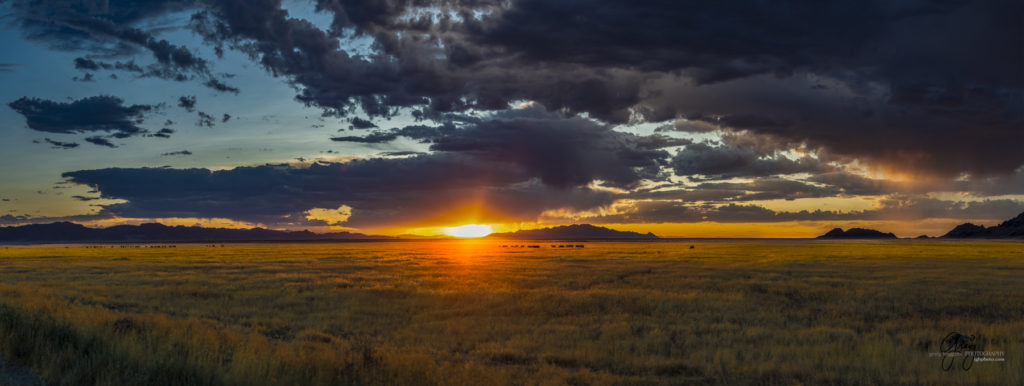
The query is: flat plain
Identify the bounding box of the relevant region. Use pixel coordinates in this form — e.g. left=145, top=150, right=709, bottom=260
left=0, top=240, right=1022, bottom=385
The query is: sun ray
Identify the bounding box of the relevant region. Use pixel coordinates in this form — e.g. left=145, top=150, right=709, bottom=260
left=443, top=224, right=493, bottom=238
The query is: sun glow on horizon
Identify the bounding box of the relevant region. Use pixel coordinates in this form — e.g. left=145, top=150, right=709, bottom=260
left=443, top=224, right=494, bottom=238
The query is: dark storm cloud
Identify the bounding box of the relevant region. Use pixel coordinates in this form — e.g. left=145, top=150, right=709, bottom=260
left=5, top=0, right=245, bottom=90
left=803, top=171, right=1024, bottom=198
left=184, top=0, right=648, bottom=121
left=8, top=0, right=1020, bottom=178
left=216, top=1, right=1023, bottom=176
left=207, top=0, right=1024, bottom=176
left=146, top=34, right=207, bottom=71
left=958, top=172, right=1024, bottom=197
left=43, top=138, right=79, bottom=149
left=177, top=96, right=197, bottom=111
left=584, top=197, right=1024, bottom=225
left=634, top=135, right=692, bottom=150
left=334, top=107, right=677, bottom=188
left=84, top=136, right=117, bottom=148
left=7, top=0, right=1022, bottom=229
left=151, top=128, right=175, bottom=138
left=463, top=0, right=1022, bottom=88
left=670, top=142, right=826, bottom=180
left=196, top=111, right=215, bottom=127
left=392, top=123, right=458, bottom=142
left=203, top=78, right=239, bottom=94
left=648, top=73, right=1024, bottom=178
left=330, top=132, right=398, bottom=143
left=0, top=211, right=114, bottom=226
left=73, top=57, right=100, bottom=71
left=870, top=196, right=1024, bottom=221
left=62, top=102, right=1021, bottom=228
left=428, top=108, right=674, bottom=188
left=464, top=1, right=862, bottom=80
left=634, top=169, right=1024, bottom=208
left=632, top=178, right=843, bottom=203
left=188, top=0, right=442, bottom=117
left=564, top=201, right=839, bottom=224
left=636, top=169, right=1024, bottom=205
left=5, top=0, right=202, bottom=66
left=62, top=108, right=682, bottom=227
left=379, top=151, right=422, bottom=157
left=0, top=215, right=30, bottom=225
left=8, top=96, right=153, bottom=137
left=348, top=117, right=377, bottom=130
left=61, top=154, right=615, bottom=228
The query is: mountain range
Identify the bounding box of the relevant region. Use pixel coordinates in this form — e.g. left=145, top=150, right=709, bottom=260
left=0, top=222, right=656, bottom=243
left=0, top=222, right=391, bottom=242
left=941, top=211, right=1024, bottom=239
left=816, top=228, right=897, bottom=239
left=815, top=211, right=1024, bottom=239
left=487, top=224, right=658, bottom=239
left=3, top=211, right=1023, bottom=243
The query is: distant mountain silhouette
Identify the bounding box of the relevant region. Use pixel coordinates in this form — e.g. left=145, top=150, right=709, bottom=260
left=394, top=234, right=455, bottom=239
left=0, top=222, right=392, bottom=243
left=817, top=227, right=897, bottom=239
left=942, top=211, right=1024, bottom=239
left=488, top=224, right=658, bottom=239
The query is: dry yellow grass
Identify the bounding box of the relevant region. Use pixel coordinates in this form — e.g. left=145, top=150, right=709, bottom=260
left=0, top=240, right=1022, bottom=385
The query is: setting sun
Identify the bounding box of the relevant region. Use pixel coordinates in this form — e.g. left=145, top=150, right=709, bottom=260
left=443, top=224, right=493, bottom=238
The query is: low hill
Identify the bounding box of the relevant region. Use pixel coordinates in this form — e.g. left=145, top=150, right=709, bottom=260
left=488, top=224, right=658, bottom=240
left=942, top=211, right=1024, bottom=239
left=817, top=227, right=897, bottom=239
left=0, top=222, right=392, bottom=243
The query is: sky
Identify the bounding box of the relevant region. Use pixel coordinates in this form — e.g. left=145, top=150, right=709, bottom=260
left=0, top=0, right=1022, bottom=237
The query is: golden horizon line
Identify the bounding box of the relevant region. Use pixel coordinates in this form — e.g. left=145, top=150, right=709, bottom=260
left=5, top=217, right=1020, bottom=239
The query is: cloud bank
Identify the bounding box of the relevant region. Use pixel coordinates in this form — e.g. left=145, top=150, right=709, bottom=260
left=3, top=0, right=1020, bottom=231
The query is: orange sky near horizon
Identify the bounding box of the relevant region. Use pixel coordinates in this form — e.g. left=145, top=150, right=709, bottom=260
left=19, top=191, right=1018, bottom=239
left=353, top=218, right=1001, bottom=239
left=30, top=214, right=1011, bottom=239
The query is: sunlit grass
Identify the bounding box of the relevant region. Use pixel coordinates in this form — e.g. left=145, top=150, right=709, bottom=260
left=0, top=240, right=1022, bottom=384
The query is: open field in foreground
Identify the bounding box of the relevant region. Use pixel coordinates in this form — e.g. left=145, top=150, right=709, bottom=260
left=0, top=240, right=1022, bottom=385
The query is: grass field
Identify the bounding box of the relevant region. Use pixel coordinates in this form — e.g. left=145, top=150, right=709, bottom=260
left=0, top=240, right=1022, bottom=385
